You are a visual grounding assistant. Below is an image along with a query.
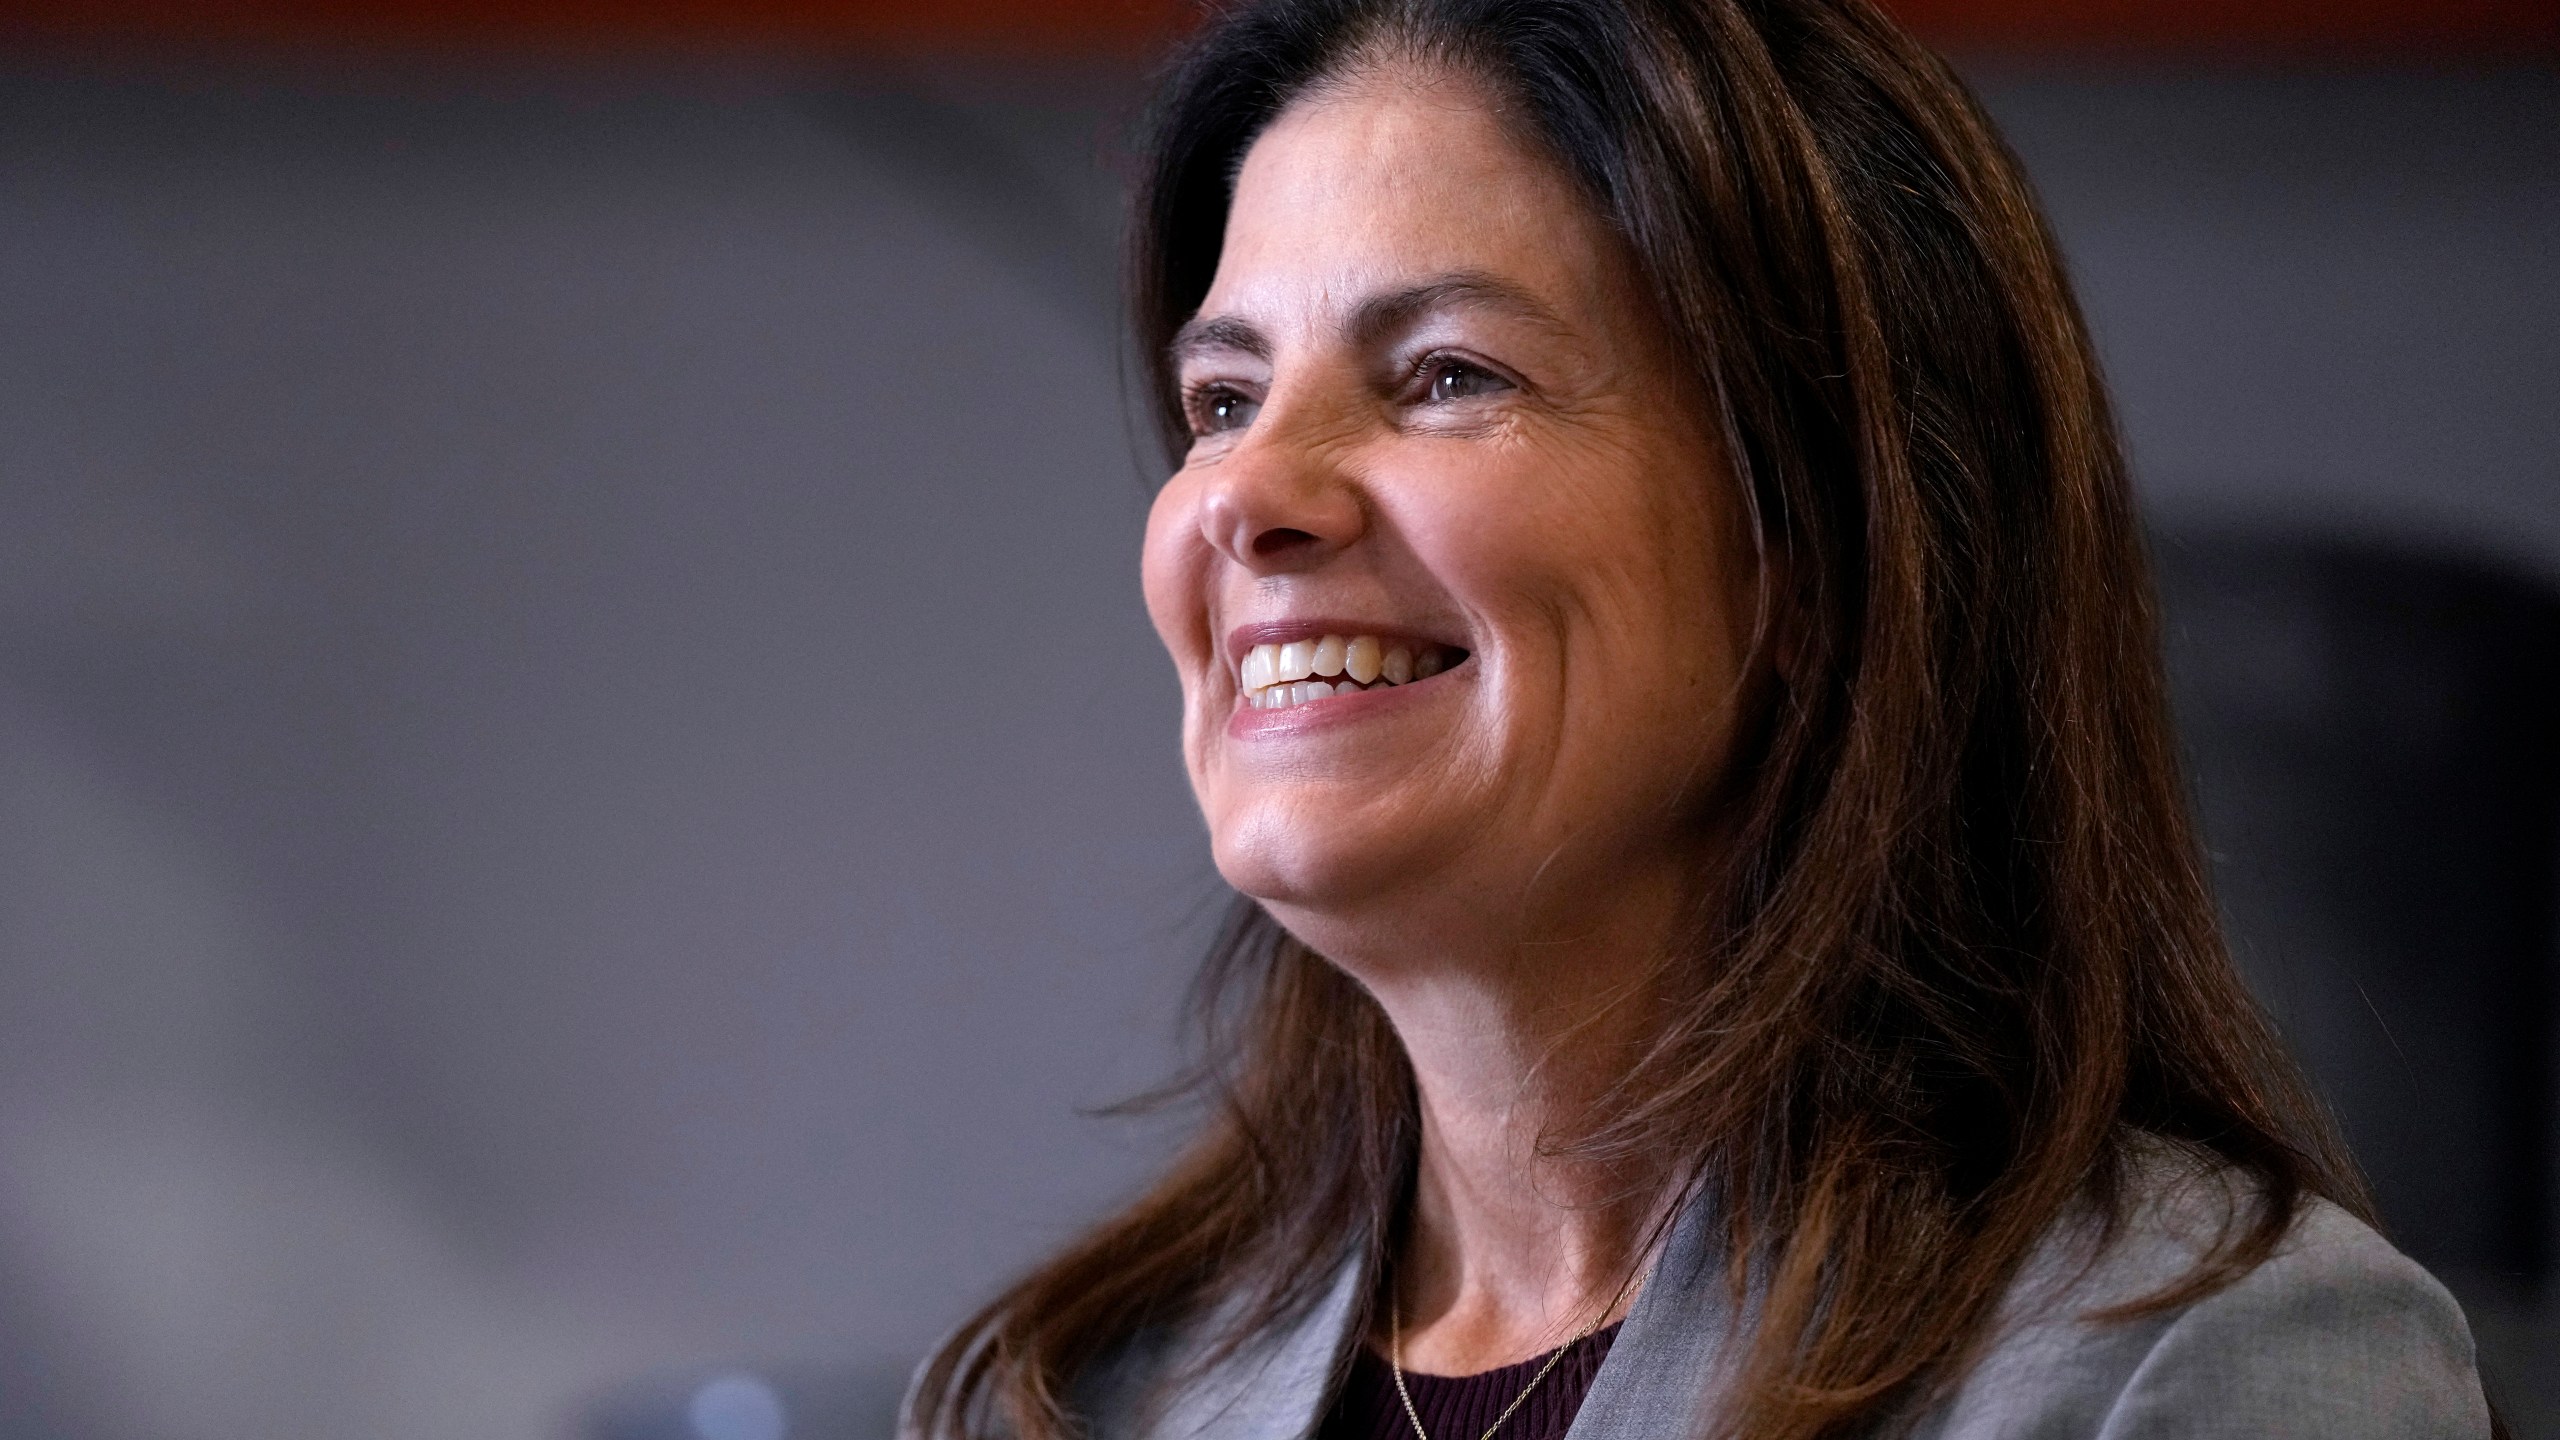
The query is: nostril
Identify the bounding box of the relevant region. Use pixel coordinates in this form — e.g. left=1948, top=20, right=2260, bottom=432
left=1250, top=526, right=1323, bottom=559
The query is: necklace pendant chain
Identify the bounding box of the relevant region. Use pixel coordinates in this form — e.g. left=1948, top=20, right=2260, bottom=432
left=1387, top=1297, right=1608, bottom=1440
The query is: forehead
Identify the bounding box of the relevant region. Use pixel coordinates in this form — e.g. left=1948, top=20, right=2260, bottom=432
left=1199, top=65, right=1627, bottom=333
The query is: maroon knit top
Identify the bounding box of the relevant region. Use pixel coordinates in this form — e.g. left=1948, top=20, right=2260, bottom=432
left=1314, top=1324, right=1621, bottom=1440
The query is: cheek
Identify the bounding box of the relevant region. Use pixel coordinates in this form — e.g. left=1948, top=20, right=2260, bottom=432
left=1141, top=477, right=1236, bottom=817
left=1401, top=440, right=1716, bottom=651
left=1405, top=440, right=1742, bottom=761
left=1139, top=481, right=1209, bottom=676
left=1523, top=430, right=1735, bottom=648
left=1582, top=483, right=1754, bottom=799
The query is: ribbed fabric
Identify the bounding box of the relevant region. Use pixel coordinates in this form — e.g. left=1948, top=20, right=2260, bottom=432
left=1316, top=1323, right=1622, bottom=1440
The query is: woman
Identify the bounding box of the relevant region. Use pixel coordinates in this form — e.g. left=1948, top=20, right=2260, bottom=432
left=911, top=0, right=2495, bottom=1436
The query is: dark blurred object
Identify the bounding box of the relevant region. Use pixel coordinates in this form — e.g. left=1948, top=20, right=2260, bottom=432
left=585, top=1363, right=907, bottom=1440
left=2157, top=531, right=2560, bottom=1280
left=1891, top=0, right=2560, bottom=54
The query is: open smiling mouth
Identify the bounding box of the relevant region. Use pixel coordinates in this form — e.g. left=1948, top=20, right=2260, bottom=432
left=1238, top=634, right=1471, bottom=711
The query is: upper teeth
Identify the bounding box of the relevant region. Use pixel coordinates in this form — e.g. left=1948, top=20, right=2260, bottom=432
left=1239, top=634, right=1456, bottom=709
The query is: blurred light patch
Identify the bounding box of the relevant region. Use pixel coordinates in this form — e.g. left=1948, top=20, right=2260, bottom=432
left=688, top=1373, right=787, bottom=1440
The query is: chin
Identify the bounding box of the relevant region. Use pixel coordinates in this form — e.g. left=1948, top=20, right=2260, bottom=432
left=1209, top=803, right=1411, bottom=922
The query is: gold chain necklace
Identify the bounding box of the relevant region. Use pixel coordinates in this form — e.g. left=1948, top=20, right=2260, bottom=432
left=1386, top=1295, right=1610, bottom=1440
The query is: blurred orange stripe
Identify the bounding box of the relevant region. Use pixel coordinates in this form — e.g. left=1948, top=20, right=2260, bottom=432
left=0, top=0, right=2551, bottom=55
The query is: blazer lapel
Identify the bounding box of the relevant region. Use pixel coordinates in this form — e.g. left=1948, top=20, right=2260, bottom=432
left=1133, top=1183, right=1732, bottom=1440
left=1139, top=1252, right=1366, bottom=1440
left=1562, top=1184, right=1737, bottom=1440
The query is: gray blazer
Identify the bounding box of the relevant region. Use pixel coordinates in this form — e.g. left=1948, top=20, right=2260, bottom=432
left=1074, top=1150, right=2491, bottom=1440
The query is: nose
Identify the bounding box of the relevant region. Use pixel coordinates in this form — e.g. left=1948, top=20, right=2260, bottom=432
left=1195, top=426, right=1367, bottom=574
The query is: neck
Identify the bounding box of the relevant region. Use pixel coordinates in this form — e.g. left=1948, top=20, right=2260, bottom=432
left=1395, top=998, right=1661, bottom=1374
left=1284, top=873, right=1687, bottom=1376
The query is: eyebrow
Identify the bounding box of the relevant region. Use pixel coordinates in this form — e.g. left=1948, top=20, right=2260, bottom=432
left=1167, top=313, right=1270, bottom=366
left=1347, top=271, right=1568, bottom=347
left=1166, top=270, right=1570, bottom=368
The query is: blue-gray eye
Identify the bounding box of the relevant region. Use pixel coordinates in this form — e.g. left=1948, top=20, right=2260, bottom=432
left=1427, top=362, right=1503, bottom=403
left=1196, top=386, right=1260, bottom=433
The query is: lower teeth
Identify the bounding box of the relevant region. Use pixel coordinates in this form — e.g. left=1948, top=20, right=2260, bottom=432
left=1253, top=677, right=1395, bottom=708
left=1277, top=680, right=1358, bottom=707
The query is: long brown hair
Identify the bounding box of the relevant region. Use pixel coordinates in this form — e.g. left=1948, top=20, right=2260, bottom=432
left=912, top=1, right=2368, bottom=1436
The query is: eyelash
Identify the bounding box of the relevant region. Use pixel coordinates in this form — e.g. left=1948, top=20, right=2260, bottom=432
left=1182, top=381, right=1257, bottom=435
left=1413, top=354, right=1508, bottom=404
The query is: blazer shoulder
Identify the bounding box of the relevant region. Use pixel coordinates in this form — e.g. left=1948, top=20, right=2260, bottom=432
left=899, top=1319, right=1180, bottom=1440
left=2087, top=1198, right=2489, bottom=1439
left=1920, top=1155, right=2490, bottom=1440
left=1075, top=1255, right=1366, bottom=1440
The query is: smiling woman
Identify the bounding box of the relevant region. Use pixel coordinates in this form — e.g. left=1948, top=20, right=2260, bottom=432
left=907, top=2, right=2497, bottom=1439
left=1151, top=85, right=1752, bottom=938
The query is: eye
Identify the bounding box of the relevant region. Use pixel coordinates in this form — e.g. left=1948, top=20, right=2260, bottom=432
left=1424, top=359, right=1508, bottom=404
left=1187, top=383, right=1261, bottom=435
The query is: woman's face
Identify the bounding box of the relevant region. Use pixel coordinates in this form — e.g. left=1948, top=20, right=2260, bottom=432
left=1142, top=64, right=1759, bottom=951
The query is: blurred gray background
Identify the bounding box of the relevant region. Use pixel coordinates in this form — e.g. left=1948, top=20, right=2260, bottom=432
left=0, top=51, right=2552, bottom=1440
